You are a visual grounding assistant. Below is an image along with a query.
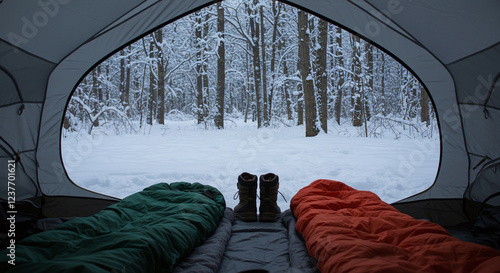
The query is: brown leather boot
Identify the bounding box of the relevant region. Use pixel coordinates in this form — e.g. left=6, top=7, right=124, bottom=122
left=234, top=172, right=258, bottom=222
left=259, top=173, right=281, bottom=222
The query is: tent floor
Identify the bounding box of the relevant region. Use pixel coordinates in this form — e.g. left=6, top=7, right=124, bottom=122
left=444, top=222, right=477, bottom=243
left=444, top=214, right=500, bottom=251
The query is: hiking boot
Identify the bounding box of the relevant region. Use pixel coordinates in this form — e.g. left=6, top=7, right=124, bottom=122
left=259, top=173, right=281, bottom=222
left=234, top=172, right=258, bottom=222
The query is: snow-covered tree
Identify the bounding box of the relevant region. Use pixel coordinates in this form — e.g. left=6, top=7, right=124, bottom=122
left=64, top=0, right=436, bottom=139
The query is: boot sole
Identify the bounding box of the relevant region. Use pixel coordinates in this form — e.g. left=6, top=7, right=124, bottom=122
left=259, top=212, right=280, bottom=222
left=235, top=211, right=258, bottom=222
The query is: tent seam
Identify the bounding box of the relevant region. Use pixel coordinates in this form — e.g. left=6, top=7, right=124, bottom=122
left=0, top=101, right=42, bottom=109
left=0, top=38, right=57, bottom=65
left=447, top=41, right=500, bottom=66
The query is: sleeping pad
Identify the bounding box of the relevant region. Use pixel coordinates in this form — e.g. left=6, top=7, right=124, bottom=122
left=172, top=209, right=318, bottom=273
left=0, top=182, right=225, bottom=273
left=291, top=179, right=500, bottom=273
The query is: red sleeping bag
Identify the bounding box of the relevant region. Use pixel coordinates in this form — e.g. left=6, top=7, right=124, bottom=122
left=291, top=179, right=500, bottom=273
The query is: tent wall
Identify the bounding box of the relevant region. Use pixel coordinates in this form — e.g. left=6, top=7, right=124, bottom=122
left=1, top=0, right=499, bottom=223
left=451, top=43, right=500, bottom=182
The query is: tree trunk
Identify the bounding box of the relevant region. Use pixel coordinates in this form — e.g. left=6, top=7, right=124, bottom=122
left=284, top=56, right=292, bottom=120
left=125, top=45, right=131, bottom=116
left=381, top=53, right=386, bottom=116
left=92, top=67, right=100, bottom=127
left=202, top=13, right=209, bottom=121
left=316, top=18, right=328, bottom=133
left=244, top=43, right=251, bottom=123
left=269, top=0, right=280, bottom=123
left=420, top=84, right=430, bottom=126
left=364, top=42, right=373, bottom=121
left=260, top=5, right=269, bottom=126
left=215, top=2, right=225, bottom=129
left=248, top=1, right=262, bottom=128
left=410, top=72, right=418, bottom=119
left=155, top=29, right=165, bottom=125
left=119, top=49, right=127, bottom=110
left=334, top=27, right=344, bottom=125
left=297, top=80, right=304, bottom=126
left=147, top=35, right=156, bottom=126
left=351, top=35, right=363, bottom=127
left=298, top=10, right=319, bottom=137
left=116, top=48, right=129, bottom=117
left=139, top=63, right=147, bottom=127
left=195, top=13, right=204, bottom=124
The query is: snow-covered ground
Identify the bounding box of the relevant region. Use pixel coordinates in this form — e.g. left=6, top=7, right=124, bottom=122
left=62, top=119, right=440, bottom=211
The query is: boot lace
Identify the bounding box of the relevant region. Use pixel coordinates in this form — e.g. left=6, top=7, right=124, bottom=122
left=278, top=190, right=287, bottom=203
left=233, top=191, right=261, bottom=200
left=234, top=191, right=287, bottom=202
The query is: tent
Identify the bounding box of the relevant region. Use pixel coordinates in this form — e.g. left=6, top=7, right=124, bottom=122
left=1, top=0, right=499, bottom=229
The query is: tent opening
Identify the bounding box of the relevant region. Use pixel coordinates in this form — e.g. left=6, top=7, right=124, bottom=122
left=61, top=0, right=440, bottom=210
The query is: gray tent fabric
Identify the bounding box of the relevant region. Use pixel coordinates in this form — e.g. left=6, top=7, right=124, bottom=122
left=1, top=0, right=499, bottom=225
left=465, top=160, right=500, bottom=207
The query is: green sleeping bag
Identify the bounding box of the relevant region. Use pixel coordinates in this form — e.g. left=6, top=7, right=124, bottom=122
left=0, top=182, right=225, bottom=273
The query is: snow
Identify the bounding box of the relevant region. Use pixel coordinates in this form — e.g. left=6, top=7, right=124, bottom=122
left=62, top=119, right=439, bottom=211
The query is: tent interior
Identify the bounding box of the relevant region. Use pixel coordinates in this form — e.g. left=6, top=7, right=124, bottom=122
left=1, top=0, right=500, bottom=260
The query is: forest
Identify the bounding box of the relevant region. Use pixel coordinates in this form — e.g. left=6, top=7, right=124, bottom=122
left=64, top=0, right=437, bottom=139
